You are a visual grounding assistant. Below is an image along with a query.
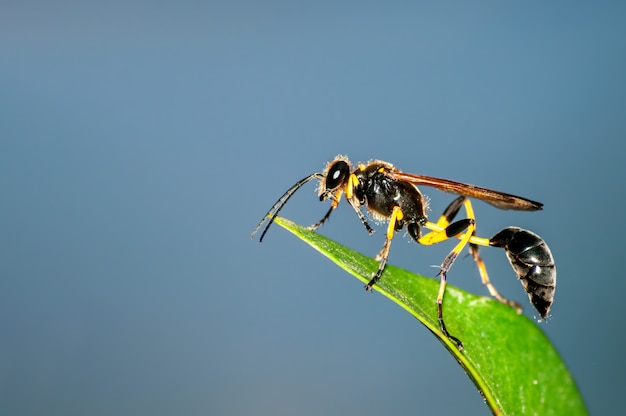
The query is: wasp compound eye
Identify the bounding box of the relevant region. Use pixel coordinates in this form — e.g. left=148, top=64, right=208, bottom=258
left=325, top=160, right=350, bottom=191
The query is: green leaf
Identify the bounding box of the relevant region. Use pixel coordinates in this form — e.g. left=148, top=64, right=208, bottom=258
left=273, top=216, right=587, bottom=416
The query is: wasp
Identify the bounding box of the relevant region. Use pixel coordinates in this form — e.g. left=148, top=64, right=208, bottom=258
left=251, top=156, right=556, bottom=350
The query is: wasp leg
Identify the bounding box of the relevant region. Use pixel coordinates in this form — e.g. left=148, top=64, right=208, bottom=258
left=423, top=197, right=521, bottom=313
left=419, top=196, right=467, bottom=244
left=468, top=241, right=522, bottom=313
left=435, top=195, right=465, bottom=229
left=418, top=197, right=482, bottom=351
left=420, top=197, right=477, bottom=276
left=309, top=190, right=342, bottom=230
left=311, top=175, right=374, bottom=235
left=346, top=173, right=374, bottom=235
left=419, top=217, right=475, bottom=351
left=435, top=267, right=464, bottom=351
left=348, top=199, right=374, bottom=235
left=365, top=206, right=403, bottom=290
left=435, top=218, right=475, bottom=351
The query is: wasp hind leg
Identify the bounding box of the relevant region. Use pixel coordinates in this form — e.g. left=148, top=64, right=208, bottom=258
left=468, top=241, right=522, bottom=313
left=423, top=196, right=522, bottom=313
left=418, top=197, right=480, bottom=351
left=434, top=219, right=475, bottom=351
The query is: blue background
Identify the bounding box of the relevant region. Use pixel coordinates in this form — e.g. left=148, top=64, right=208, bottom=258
left=2, top=2, right=625, bottom=415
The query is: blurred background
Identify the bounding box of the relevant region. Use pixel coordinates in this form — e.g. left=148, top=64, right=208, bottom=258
left=1, top=2, right=624, bottom=415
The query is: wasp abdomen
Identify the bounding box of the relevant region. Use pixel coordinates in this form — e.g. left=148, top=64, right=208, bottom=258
left=490, top=227, right=556, bottom=318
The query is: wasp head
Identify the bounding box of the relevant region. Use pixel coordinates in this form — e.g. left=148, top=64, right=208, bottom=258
left=318, top=156, right=352, bottom=201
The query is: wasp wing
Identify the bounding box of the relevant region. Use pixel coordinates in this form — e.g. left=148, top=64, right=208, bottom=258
left=389, top=172, right=542, bottom=211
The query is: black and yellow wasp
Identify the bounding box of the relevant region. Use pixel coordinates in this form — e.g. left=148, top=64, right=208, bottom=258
left=252, top=156, right=556, bottom=350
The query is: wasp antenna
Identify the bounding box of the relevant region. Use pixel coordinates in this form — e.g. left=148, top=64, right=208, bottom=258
left=251, top=172, right=324, bottom=242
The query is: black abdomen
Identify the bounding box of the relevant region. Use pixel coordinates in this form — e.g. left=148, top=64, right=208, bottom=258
left=490, top=227, right=556, bottom=318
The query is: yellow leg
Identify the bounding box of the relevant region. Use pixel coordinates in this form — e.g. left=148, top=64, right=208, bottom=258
left=421, top=196, right=520, bottom=319
left=436, top=218, right=475, bottom=349
left=345, top=173, right=359, bottom=199
left=420, top=197, right=481, bottom=246
left=366, top=206, right=403, bottom=290
left=433, top=199, right=477, bottom=351
left=469, top=242, right=522, bottom=313
left=413, top=198, right=476, bottom=351
left=422, top=221, right=490, bottom=247
left=309, top=190, right=342, bottom=230
left=344, top=173, right=375, bottom=235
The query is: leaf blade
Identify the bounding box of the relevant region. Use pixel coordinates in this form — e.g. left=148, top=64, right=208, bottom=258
left=273, top=216, right=587, bottom=415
